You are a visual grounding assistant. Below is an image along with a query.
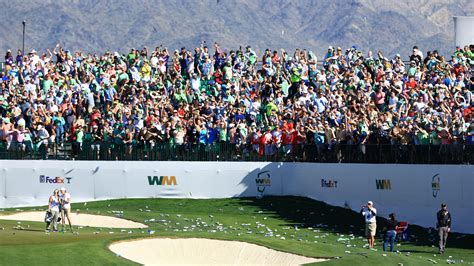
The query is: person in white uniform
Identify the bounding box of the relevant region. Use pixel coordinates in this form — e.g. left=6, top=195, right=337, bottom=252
left=59, top=187, right=73, bottom=232
left=47, top=189, right=60, bottom=232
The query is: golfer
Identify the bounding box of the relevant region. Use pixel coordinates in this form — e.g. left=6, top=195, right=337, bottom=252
left=60, top=187, right=73, bottom=232
left=437, top=203, right=452, bottom=254
left=47, top=189, right=60, bottom=232
left=361, top=200, right=377, bottom=249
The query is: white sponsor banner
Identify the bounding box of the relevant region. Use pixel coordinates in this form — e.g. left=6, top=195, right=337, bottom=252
left=0, top=161, right=472, bottom=233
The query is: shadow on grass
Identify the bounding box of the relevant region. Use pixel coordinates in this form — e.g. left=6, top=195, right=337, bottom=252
left=12, top=228, right=45, bottom=232
left=234, top=196, right=474, bottom=250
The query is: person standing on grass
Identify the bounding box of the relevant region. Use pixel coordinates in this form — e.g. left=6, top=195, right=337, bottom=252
left=361, top=201, right=377, bottom=249
left=437, top=203, right=452, bottom=254
left=383, top=213, right=398, bottom=252
left=60, top=187, right=73, bottom=232
left=47, top=189, right=60, bottom=232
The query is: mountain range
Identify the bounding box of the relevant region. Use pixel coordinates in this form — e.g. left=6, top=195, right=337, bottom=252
left=1, top=0, right=473, bottom=60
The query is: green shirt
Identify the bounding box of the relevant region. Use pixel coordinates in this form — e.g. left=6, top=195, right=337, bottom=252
left=76, top=130, right=84, bottom=143
left=43, top=79, right=54, bottom=93
left=280, top=80, right=290, bottom=97
left=266, top=102, right=278, bottom=116
left=417, top=131, right=430, bottom=145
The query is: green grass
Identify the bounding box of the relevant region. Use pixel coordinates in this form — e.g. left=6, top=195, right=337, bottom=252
left=0, top=197, right=473, bottom=265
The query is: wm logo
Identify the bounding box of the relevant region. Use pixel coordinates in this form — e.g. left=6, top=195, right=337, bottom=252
left=148, top=176, right=177, bottom=186
left=256, top=171, right=271, bottom=186
left=375, top=179, right=391, bottom=190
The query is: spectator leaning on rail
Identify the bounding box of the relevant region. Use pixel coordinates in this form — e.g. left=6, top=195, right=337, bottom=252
left=0, top=43, right=472, bottom=160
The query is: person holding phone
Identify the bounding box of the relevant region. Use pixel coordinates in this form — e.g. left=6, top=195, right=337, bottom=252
left=361, top=201, right=377, bottom=249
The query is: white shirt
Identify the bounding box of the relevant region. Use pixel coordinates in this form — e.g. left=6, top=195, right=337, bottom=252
left=50, top=195, right=60, bottom=212
left=60, top=192, right=71, bottom=209
left=362, top=207, right=377, bottom=223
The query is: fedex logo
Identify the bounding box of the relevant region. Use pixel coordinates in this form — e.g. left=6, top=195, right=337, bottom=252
left=39, top=175, right=72, bottom=184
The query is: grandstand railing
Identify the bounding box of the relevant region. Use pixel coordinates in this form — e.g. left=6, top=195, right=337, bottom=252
left=0, top=142, right=471, bottom=164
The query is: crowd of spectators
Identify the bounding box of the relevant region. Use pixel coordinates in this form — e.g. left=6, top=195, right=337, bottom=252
left=1, top=42, right=473, bottom=161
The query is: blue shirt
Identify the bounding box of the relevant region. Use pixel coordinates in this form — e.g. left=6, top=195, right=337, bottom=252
left=208, top=128, right=218, bottom=144
left=314, top=97, right=328, bottom=113
left=199, top=129, right=208, bottom=144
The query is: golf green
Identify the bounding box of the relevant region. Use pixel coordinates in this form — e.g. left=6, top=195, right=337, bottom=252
left=0, top=197, right=472, bottom=265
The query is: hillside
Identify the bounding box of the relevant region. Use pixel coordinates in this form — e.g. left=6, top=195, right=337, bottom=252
left=0, top=0, right=473, bottom=59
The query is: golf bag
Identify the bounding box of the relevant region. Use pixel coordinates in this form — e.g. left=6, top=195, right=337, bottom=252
left=44, top=210, right=61, bottom=224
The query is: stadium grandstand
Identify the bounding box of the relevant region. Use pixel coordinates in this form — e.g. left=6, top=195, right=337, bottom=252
left=1, top=43, right=473, bottom=164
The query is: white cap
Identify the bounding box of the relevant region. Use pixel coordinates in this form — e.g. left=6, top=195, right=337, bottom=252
left=367, top=201, right=373, bottom=205
left=60, top=187, right=66, bottom=191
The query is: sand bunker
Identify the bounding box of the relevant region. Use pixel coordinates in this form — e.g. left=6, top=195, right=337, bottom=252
left=0, top=211, right=147, bottom=228
left=109, top=238, right=327, bottom=265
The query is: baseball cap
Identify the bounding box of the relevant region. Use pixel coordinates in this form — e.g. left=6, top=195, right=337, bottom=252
left=367, top=201, right=373, bottom=205
left=60, top=187, right=66, bottom=191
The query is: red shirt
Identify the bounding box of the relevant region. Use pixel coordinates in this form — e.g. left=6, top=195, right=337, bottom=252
left=282, top=129, right=293, bottom=145
left=406, top=80, right=417, bottom=90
